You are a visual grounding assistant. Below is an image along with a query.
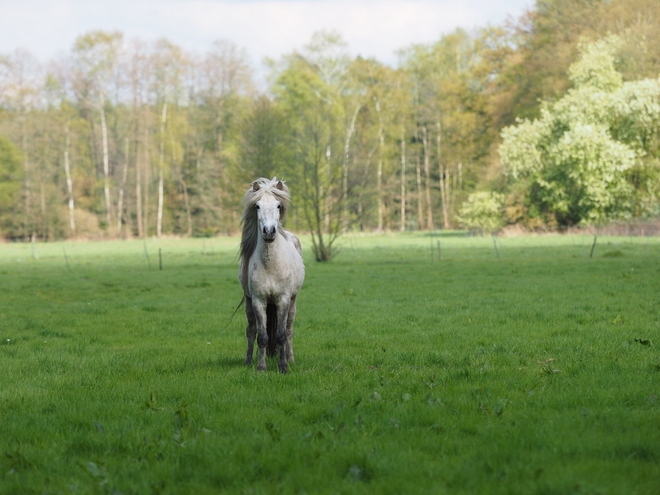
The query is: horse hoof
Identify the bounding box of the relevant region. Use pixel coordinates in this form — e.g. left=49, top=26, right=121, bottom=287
left=244, top=359, right=253, bottom=366
left=257, top=364, right=267, bottom=372
left=279, top=364, right=288, bottom=374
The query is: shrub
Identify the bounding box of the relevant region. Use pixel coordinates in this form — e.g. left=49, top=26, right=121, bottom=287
left=456, top=191, right=505, bottom=234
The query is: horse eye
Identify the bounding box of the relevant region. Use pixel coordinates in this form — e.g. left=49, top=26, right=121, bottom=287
left=255, top=204, right=260, bottom=210
left=277, top=204, right=281, bottom=209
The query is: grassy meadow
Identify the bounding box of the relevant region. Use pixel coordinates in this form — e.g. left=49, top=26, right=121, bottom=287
left=1, top=233, right=659, bottom=494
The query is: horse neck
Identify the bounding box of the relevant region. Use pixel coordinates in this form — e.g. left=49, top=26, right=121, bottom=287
left=255, top=230, right=287, bottom=266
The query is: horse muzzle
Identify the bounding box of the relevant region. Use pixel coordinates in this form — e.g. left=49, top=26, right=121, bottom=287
left=262, top=226, right=277, bottom=243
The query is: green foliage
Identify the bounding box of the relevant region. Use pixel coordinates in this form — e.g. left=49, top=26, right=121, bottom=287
left=0, top=135, right=23, bottom=207
left=456, top=191, right=505, bottom=233
left=236, top=96, right=290, bottom=182
left=568, top=35, right=623, bottom=92
left=1, top=235, right=659, bottom=493
left=71, top=30, right=123, bottom=100
left=3, top=1, right=660, bottom=239
left=273, top=37, right=348, bottom=260
left=500, top=34, right=660, bottom=225
left=400, top=29, right=491, bottom=228
left=0, top=135, right=23, bottom=237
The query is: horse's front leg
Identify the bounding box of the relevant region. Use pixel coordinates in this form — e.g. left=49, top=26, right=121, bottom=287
left=252, top=299, right=269, bottom=371
left=244, top=297, right=257, bottom=366
left=285, top=295, right=297, bottom=364
left=276, top=297, right=291, bottom=373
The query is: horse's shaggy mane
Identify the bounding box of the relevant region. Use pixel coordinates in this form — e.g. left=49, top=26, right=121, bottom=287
left=240, top=177, right=291, bottom=279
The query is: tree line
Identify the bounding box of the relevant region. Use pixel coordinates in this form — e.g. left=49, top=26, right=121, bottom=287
left=1, top=0, right=659, bottom=259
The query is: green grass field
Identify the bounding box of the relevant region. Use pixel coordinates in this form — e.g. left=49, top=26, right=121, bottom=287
left=1, top=233, right=659, bottom=494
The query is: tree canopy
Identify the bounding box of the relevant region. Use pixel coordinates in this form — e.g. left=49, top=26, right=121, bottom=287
left=0, top=0, right=659, bottom=244
left=500, top=34, right=660, bottom=225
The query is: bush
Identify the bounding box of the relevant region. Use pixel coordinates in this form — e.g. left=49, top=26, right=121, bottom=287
left=0, top=135, right=24, bottom=239
left=456, top=191, right=505, bottom=234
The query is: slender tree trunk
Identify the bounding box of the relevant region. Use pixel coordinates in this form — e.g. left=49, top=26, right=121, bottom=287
left=181, top=179, right=192, bottom=236
left=117, top=137, right=129, bottom=231
left=374, top=98, right=384, bottom=232
left=446, top=166, right=452, bottom=228
left=143, top=113, right=150, bottom=236
left=324, top=144, right=331, bottom=232
left=40, top=182, right=47, bottom=240
left=400, top=131, right=406, bottom=232
left=415, top=155, right=423, bottom=230
left=99, top=90, right=112, bottom=227
left=63, top=123, right=75, bottom=233
left=135, top=132, right=143, bottom=238
left=357, top=199, right=364, bottom=231
left=21, top=113, right=31, bottom=239
left=437, top=120, right=449, bottom=229
left=422, top=125, right=433, bottom=230
left=343, top=104, right=360, bottom=231
left=131, top=60, right=143, bottom=238
left=304, top=155, right=329, bottom=261
left=157, top=101, right=167, bottom=238
left=157, top=168, right=164, bottom=237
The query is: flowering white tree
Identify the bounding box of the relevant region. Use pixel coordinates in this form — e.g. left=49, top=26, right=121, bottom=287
left=499, top=35, right=660, bottom=225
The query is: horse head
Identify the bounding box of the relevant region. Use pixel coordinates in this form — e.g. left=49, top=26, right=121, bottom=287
left=253, top=179, right=285, bottom=243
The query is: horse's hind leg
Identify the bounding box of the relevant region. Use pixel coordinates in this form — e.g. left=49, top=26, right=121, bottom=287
left=244, top=297, right=257, bottom=366
left=285, top=295, right=297, bottom=364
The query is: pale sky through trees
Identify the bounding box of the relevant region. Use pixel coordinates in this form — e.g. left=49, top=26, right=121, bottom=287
left=1, top=0, right=531, bottom=80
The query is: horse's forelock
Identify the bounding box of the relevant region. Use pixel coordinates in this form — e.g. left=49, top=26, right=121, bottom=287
left=242, top=178, right=290, bottom=216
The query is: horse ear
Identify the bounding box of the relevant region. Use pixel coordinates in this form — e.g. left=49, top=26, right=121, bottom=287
left=276, top=180, right=284, bottom=191
left=252, top=181, right=260, bottom=192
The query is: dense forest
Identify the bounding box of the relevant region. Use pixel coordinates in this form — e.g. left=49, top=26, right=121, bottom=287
left=1, top=0, right=659, bottom=257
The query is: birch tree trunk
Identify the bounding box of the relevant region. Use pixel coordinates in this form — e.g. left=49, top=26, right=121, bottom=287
left=400, top=132, right=406, bottom=232
left=157, top=101, right=167, bottom=238
left=343, top=103, right=360, bottom=231
left=143, top=117, right=150, bottom=236
left=21, top=114, right=32, bottom=239
left=135, top=132, right=143, bottom=237
left=40, top=182, right=47, bottom=239
left=416, top=155, right=423, bottom=230
left=374, top=97, right=384, bottom=232
left=445, top=167, right=452, bottom=228
left=422, top=125, right=433, bottom=230
left=323, top=144, right=331, bottom=232
left=117, top=137, right=129, bottom=231
left=99, top=90, right=112, bottom=227
left=131, top=57, right=144, bottom=238
left=157, top=167, right=164, bottom=237
left=437, top=120, right=449, bottom=229
left=63, top=123, right=75, bottom=232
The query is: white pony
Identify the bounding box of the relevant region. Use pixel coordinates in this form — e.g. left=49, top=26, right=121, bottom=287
left=239, top=178, right=305, bottom=373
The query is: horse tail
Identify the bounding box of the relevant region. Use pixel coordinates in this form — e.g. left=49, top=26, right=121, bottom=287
left=266, top=303, right=278, bottom=357
left=223, top=296, right=245, bottom=330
